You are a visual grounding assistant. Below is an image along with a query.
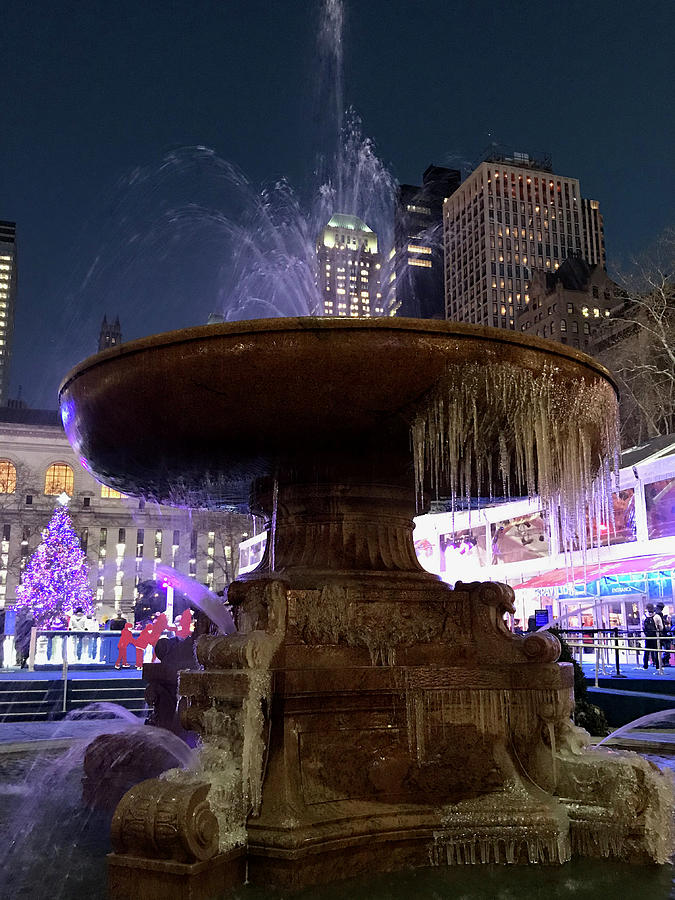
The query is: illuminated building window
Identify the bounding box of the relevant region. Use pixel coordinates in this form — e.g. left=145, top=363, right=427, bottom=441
left=408, top=258, right=432, bottom=268
left=0, top=460, right=16, bottom=493
left=100, top=484, right=122, bottom=498
left=406, top=204, right=431, bottom=215
left=45, top=463, right=74, bottom=496
left=407, top=245, right=432, bottom=254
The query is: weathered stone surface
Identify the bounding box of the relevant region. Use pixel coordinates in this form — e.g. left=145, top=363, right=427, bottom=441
left=82, top=731, right=191, bottom=813
left=108, top=848, right=245, bottom=900
left=111, top=780, right=219, bottom=863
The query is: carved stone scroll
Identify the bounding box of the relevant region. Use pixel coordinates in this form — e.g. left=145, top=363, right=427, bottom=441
left=111, top=779, right=219, bottom=863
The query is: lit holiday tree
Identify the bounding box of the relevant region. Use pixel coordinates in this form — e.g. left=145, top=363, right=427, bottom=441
left=15, top=499, right=94, bottom=628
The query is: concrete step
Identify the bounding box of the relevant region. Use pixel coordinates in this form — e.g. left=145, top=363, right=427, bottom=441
left=0, top=678, right=147, bottom=723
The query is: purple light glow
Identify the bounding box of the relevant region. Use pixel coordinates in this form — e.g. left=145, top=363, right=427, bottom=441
left=15, top=504, right=94, bottom=628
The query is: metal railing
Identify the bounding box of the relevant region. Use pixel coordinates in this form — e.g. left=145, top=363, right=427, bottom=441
left=558, top=628, right=672, bottom=687
left=3, top=626, right=183, bottom=673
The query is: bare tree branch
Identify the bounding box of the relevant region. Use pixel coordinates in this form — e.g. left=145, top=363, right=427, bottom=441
left=598, top=228, right=675, bottom=445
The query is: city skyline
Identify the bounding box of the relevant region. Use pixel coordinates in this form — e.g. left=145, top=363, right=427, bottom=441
left=1, top=0, right=672, bottom=408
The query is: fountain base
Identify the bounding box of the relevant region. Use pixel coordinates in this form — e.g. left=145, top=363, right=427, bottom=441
left=108, top=848, right=246, bottom=900
left=106, top=575, right=674, bottom=897
left=110, top=579, right=672, bottom=900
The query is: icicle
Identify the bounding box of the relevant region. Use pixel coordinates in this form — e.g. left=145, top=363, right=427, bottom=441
left=411, top=362, right=620, bottom=563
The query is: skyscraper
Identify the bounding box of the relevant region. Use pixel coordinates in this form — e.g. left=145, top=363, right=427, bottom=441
left=393, top=166, right=461, bottom=319
left=581, top=198, right=606, bottom=269
left=443, top=149, right=602, bottom=330
left=0, top=222, right=17, bottom=406
left=316, top=214, right=382, bottom=317
left=98, top=314, right=122, bottom=352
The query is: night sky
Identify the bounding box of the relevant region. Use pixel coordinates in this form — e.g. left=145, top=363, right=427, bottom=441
left=2, top=0, right=673, bottom=408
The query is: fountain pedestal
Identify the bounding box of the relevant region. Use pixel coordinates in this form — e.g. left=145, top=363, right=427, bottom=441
left=58, top=319, right=673, bottom=897
left=178, top=571, right=573, bottom=888
left=170, top=468, right=574, bottom=889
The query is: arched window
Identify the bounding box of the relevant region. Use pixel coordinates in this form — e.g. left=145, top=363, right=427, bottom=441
left=44, top=463, right=74, bottom=496
left=100, top=484, right=122, bottom=499
left=0, top=460, right=16, bottom=494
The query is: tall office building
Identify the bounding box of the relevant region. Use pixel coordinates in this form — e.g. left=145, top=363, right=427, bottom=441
left=0, top=222, right=17, bottom=406
left=394, top=165, right=461, bottom=319
left=443, top=150, right=601, bottom=330
left=316, top=214, right=382, bottom=317
left=98, top=314, right=122, bottom=352
left=581, top=198, right=606, bottom=269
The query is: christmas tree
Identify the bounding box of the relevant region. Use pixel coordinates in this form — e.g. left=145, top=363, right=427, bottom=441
left=15, top=501, right=94, bottom=628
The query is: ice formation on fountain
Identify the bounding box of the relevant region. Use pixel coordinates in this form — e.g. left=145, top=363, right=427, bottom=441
left=59, top=312, right=675, bottom=895
left=412, top=360, right=621, bottom=554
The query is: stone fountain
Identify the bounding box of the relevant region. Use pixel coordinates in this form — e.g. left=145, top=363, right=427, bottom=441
left=59, top=317, right=673, bottom=898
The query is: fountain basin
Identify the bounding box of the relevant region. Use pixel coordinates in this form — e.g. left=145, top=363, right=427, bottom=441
left=58, top=317, right=617, bottom=508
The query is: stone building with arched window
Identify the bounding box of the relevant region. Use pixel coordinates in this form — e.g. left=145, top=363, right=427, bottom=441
left=0, top=406, right=253, bottom=620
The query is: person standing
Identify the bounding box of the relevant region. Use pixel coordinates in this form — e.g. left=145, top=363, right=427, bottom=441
left=134, top=611, right=168, bottom=669
left=84, top=613, right=100, bottom=661
left=14, top=609, right=35, bottom=669
left=643, top=603, right=663, bottom=669
left=68, top=607, right=88, bottom=661
left=114, top=622, right=136, bottom=669
left=656, top=602, right=671, bottom=667
left=108, top=611, right=127, bottom=631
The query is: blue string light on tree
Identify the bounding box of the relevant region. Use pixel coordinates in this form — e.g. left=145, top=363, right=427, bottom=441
left=15, top=493, right=94, bottom=628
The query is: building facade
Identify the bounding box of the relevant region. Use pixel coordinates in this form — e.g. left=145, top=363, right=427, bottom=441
left=393, top=165, right=460, bottom=319
left=581, top=198, right=606, bottom=269
left=316, top=214, right=382, bottom=317
left=443, top=150, right=602, bottom=330
left=0, top=408, right=252, bottom=619
left=0, top=222, right=17, bottom=407
left=98, top=314, right=122, bottom=352
left=515, top=256, right=624, bottom=352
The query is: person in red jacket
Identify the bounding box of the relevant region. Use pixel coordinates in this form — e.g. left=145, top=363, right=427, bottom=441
left=114, top=623, right=136, bottom=669
left=134, top=612, right=168, bottom=668
left=170, top=608, right=192, bottom=640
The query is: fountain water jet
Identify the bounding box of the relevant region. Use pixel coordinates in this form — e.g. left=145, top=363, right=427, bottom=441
left=156, top=563, right=235, bottom=634
left=58, top=317, right=674, bottom=897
